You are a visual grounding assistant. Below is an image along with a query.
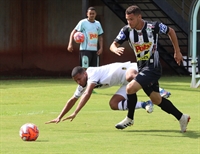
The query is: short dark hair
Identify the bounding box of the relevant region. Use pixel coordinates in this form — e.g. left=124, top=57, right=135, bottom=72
left=125, top=5, right=141, bottom=15
left=71, top=66, right=85, bottom=77
left=87, top=7, right=96, bottom=12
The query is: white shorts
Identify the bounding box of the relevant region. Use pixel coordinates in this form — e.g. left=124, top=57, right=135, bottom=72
left=127, top=62, right=138, bottom=72
left=115, top=85, right=127, bottom=99
left=114, top=62, right=138, bottom=99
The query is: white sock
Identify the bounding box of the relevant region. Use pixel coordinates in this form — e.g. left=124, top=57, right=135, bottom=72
left=135, top=101, right=143, bottom=109
left=118, top=100, right=143, bottom=110
left=118, top=100, right=127, bottom=110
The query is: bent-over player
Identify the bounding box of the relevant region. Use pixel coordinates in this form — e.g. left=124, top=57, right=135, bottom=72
left=45, top=61, right=170, bottom=125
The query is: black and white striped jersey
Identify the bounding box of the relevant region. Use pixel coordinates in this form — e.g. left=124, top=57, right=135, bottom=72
left=114, top=20, right=169, bottom=71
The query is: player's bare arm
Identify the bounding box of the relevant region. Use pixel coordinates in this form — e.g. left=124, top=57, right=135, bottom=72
left=167, top=27, right=183, bottom=65
left=67, top=29, right=77, bottom=52
left=62, top=83, right=96, bottom=121
left=110, top=41, right=125, bottom=56
left=97, top=35, right=103, bottom=55
left=45, top=96, right=78, bottom=124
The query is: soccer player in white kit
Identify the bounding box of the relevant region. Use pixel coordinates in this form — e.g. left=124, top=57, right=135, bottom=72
left=45, top=61, right=170, bottom=125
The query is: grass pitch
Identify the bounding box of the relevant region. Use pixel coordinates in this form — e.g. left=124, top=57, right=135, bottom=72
left=0, top=76, right=199, bottom=154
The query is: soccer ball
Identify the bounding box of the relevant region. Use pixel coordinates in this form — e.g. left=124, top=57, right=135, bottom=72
left=19, top=123, right=39, bottom=141
left=74, top=31, right=85, bottom=43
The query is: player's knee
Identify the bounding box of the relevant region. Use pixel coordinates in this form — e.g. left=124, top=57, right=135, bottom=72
left=109, top=101, right=118, bottom=110
left=151, top=98, right=162, bottom=105
left=126, top=83, right=135, bottom=94
left=126, top=75, right=133, bottom=82
left=126, top=69, right=137, bottom=82
left=150, top=92, right=162, bottom=105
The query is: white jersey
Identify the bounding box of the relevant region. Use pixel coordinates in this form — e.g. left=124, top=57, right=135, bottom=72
left=74, top=61, right=138, bottom=98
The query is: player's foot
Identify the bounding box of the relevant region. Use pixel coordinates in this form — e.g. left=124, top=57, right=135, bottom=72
left=160, top=89, right=171, bottom=98
left=145, top=100, right=153, bottom=113
left=179, top=114, right=190, bottom=133
left=115, top=116, right=133, bottom=129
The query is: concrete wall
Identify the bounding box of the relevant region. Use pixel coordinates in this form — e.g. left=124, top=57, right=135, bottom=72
left=0, top=0, right=136, bottom=76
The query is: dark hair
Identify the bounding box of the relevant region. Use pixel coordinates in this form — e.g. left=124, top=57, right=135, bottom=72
left=87, top=7, right=96, bottom=12
left=71, top=66, right=85, bottom=77
left=125, top=5, right=141, bottom=15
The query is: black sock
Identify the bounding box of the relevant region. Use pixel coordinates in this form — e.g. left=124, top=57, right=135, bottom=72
left=121, top=100, right=125, bottom=110
left=158, top=97, right=183, bottom=120
left=127, top=93, right=137, bottom=120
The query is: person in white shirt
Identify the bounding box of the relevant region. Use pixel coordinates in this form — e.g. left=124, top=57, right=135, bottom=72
left=45, top=61, right=170, bottom=125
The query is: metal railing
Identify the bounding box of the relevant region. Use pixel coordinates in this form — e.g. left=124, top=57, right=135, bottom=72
left=114, top=0, right=192, bottom=21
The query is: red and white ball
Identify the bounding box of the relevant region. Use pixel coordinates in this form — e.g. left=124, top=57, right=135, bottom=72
left=19, top=123, right=39, bottom=141
left=74, top=32, right=85, bottom=43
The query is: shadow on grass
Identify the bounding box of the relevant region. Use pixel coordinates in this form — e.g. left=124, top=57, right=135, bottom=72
left=124, top=129, right=199, bottom=139
left=35, top=140, right=49, bottom=142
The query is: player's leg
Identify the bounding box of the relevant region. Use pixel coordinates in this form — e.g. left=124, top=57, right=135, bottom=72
left=87, top=51, right=99, bottom=94
left=109, top=85, right=153, bottom=113
left=90, top=51, right=98, bottom=67
left=110, top=95, right=153, bottom=112
left=110, top=85, right=137, bottom=111
left=115, top=69, right=159, bottom=129
left=126, top=67, right=138, bottom=82
left=80, top=50, right=91, bottom=69
left=198, top=55, right=200, bottom=73
left=115, top=80, right=141, bottom=129
left=97, top=55, right=99, bottom=67
left=159, top=87, right=171, bottom=98
left=109, top=94, right=126, bottom=110
left=147, top=83, right=190, bottom=133
left=140, top=86, right=171, bottom=112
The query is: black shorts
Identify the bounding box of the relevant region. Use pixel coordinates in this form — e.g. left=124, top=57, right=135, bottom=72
left=135, top=67, right=162, bottom=96
left=80, top=50, right=99, bottom=68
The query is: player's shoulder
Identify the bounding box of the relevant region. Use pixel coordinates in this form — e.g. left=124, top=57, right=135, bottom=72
left=145, top=20, right=160, bottom=28
left=121, top=25, right=130, bottom=32
left=120, top=25, right=131, bottom=37
left=146, top=20, right=169, bottom=34
left=86, top=67, right=95, bottom=71
left=78, top=18, right=88, bottom=24
left=94, top=20, right=101, bottom=24
left=86, top=67, right=98, bottom=75
left=86, top=67, right=102, bottom=83
left=115, top=25, right=130, bottom=42
left=94, top=20, right=103, bottom=28
left=145, top=20, right=163, bottom=33
left=146, top=20, right=159, bottom=24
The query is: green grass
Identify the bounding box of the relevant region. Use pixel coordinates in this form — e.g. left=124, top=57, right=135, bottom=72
left=0, top=77, right=200, bottom=154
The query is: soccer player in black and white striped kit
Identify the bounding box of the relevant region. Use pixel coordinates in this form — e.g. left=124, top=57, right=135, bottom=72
left=110, top=5, right=190, bottom=132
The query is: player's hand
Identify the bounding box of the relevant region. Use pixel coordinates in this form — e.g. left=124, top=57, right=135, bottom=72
left=67, top=45, right=73, bottom=52
left=97, top=48, right=103, bottom=55
left=45, top=118, right=61, bottom=124
left=114, top=47, right=125, bottom=56
left=174, top=51, right=183, bottom=65
left=62, top=112, right=76, bottom=122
